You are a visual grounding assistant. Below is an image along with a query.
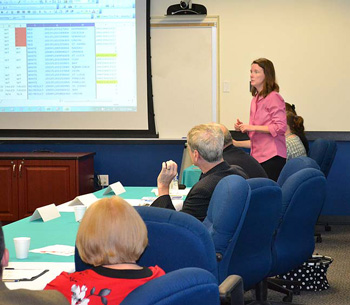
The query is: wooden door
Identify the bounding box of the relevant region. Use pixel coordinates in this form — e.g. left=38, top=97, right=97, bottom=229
left=18, top=159, right=77, bottom=219
left=0, top=160, right=19, bottom=222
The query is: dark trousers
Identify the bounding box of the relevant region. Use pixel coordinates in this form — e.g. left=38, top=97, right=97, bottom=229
left=260, top=155, right=286, bottom=182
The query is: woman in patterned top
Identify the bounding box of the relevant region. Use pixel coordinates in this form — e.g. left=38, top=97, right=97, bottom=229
left=285, top=102, right=309, bottom=154
left=285, top=111, right=307, bottom=160
left=45, top=196, right=165, bottom=305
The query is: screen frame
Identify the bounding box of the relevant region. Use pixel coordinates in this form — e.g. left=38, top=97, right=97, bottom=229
left=0, top=0, right=157, bottom=139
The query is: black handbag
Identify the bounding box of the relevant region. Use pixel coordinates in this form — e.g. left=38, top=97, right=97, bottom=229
left=276, top=255, right=333, bottom=291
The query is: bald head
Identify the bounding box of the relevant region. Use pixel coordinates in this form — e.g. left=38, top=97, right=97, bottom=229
left=212, top=123, right=232, bottom=148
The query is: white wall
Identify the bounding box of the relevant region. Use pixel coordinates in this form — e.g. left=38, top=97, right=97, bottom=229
left=151, top=0, right=350, bottom=132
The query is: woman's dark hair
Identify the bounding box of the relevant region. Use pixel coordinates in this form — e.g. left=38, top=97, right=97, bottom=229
left=251, top=58, right=279, bottom=97
left=286, top=111, right=309, bottom=153
left=287, top=111, right=305, bottom=136
left=285, top=102, right=296, bottom=114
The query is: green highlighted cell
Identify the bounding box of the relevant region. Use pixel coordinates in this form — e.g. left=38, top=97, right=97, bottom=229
left=96, top=80, right=118, bottom=84
left=96, top=53, right=117, bottom=57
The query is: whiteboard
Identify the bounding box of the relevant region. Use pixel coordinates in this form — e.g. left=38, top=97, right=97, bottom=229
left=150, top=16, right=218, bottom=139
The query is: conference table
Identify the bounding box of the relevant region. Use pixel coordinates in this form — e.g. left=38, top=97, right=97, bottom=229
left=3, top=186, right=187, bottom=290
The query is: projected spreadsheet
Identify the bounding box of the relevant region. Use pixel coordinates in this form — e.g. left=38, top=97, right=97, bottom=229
left=0, top=0, right=137, bottom=112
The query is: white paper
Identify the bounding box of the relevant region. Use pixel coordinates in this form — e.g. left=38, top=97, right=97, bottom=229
left=103, top=181, right=126, bottom=195
left=138, top=195, right=183, bottom=210
left=139, top=197, right=157, bottom=206
left=172, top=200, right=184, bottom=211
left=29, top=245, right=75, bottom=256
left=3, top=268, right=47, bottom=281
left=68, top=193, right=98, bottom=207
left=30, top=204, right=60, bottom=222
left=4, top=262, right=75, bottom=290
left=125, top=199, right=143, bottom=206
left=152, top=188, right=191, bottom=196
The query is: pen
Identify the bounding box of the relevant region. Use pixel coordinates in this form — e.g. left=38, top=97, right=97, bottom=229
left=3, top=279, right=19, bottom=282
left=4, top=268, right=44, bottom=270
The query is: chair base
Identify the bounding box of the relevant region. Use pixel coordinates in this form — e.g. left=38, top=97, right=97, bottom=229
left=246, top=278, right=303, bottom=305
left=248, top=301, right=303, bottom=305
left=315, top=232, right=322, bottom=243
left=316, top=221, right=332, bottom=232
left=268, top=278, right=301, bottom=296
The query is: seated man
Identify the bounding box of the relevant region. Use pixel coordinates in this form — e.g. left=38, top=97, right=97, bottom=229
left=0, top=222, right=68, bottom=305
left=218, top=124, right=268, bottom=178
left=151, top=123, right=248, bottom=221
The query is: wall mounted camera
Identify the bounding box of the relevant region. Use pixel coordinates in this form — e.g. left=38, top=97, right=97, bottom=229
left=179, top=0, right=192, bottom=9
left=167, top=1, right=207, bottom=15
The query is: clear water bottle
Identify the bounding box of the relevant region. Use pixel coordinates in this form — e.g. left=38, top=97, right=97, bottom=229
left=170, top=173, right=179, bottom=193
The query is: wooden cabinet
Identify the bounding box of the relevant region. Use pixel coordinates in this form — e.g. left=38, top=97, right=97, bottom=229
left=0, top=152, right=95, bottom=222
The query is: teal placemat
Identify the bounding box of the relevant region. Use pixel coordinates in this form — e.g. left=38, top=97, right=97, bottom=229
left=94, top=186, right=155, bottom=199
left=3, top=212, right=79, bottom=263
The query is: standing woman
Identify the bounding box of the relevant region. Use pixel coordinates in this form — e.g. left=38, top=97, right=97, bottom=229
left=233, top=58, right=287, bottom=181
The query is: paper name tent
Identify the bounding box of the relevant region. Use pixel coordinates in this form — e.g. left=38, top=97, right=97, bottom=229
left=69, top=193, right=98, bottom=207
left=103, top=181, right=126, bottom=195
left=30, top=204, right=60, bottom=222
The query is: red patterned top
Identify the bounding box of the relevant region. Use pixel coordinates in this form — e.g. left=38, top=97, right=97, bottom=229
left=45, top=266, right=165, bottom=305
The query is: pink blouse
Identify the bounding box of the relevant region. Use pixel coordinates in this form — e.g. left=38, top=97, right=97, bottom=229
left=248, top=91, right=287, bottom=163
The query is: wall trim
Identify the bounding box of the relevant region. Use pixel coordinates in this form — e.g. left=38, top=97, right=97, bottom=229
left=318, top=215, right=350, bottom=225
left=231, top=131, right=350, bottom=142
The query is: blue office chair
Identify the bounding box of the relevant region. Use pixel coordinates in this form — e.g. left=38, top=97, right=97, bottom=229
left=203, top=175, right=251, bottom=284
left=277, top=156, right=325, bottom=243
left=203, top=175, right=282, bottom=296
left=277, top=156, right=320, bottom=187
left=267, top=168, right=327, bottom=303
left=120, top=268, right=221, bottom=305
left=308, top=138, right=337, bottom=178
left=136, top=206, right=217, bottom=276
left=308, top=138, right=337, bottom=232
left=75, top=206, right=217, bottom=276
left=277, top=156, right=325, bottom=244
left=75, top=206, right=246, bottom=305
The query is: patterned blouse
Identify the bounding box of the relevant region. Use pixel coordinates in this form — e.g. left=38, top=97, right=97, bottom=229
left=286, top=133, right=307, bottom=160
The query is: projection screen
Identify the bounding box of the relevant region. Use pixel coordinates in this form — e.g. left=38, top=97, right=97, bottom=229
left=0, top=0, right=157, bottom=138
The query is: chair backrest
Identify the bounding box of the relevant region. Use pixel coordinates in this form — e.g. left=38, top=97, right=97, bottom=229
left=277, top=156, right=320, bottom=186
left=203, top=175, right=251, bottom=284
left=120, top=268, right=220, bottom=305
left=308, top=138, right=337, bottom=177
left=270, top=168, right=327, bottom=276
left=136, top=206, right=218, bottom=278
left=214, top=178, right=282, bottom=290
left=204, top=175, right=282, bottom=291
left=75, top=206, right=219, bottom=279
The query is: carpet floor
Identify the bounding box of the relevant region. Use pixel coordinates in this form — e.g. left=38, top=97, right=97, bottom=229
left=244, top=224, right=350, bottom=304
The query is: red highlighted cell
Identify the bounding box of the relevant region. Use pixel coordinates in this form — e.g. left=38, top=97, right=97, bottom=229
left=15, top=27, right=27, bottom=47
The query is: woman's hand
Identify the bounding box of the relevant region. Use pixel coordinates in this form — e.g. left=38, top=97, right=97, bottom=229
left=234, top=119, right=243, bottom=131
left=238, top=124, right=254, bottom=133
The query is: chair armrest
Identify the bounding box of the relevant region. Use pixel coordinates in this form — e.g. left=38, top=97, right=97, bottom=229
left=219, top=275, right=244, bottom=305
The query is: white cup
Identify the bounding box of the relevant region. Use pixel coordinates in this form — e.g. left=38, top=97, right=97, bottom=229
left=74, top=205, right=87, bottom=222
left=13, top=237, right=31, bottom=259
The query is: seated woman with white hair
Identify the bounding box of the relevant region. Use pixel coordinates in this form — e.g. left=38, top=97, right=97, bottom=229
left=45, top=196, right=165, bottom=305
